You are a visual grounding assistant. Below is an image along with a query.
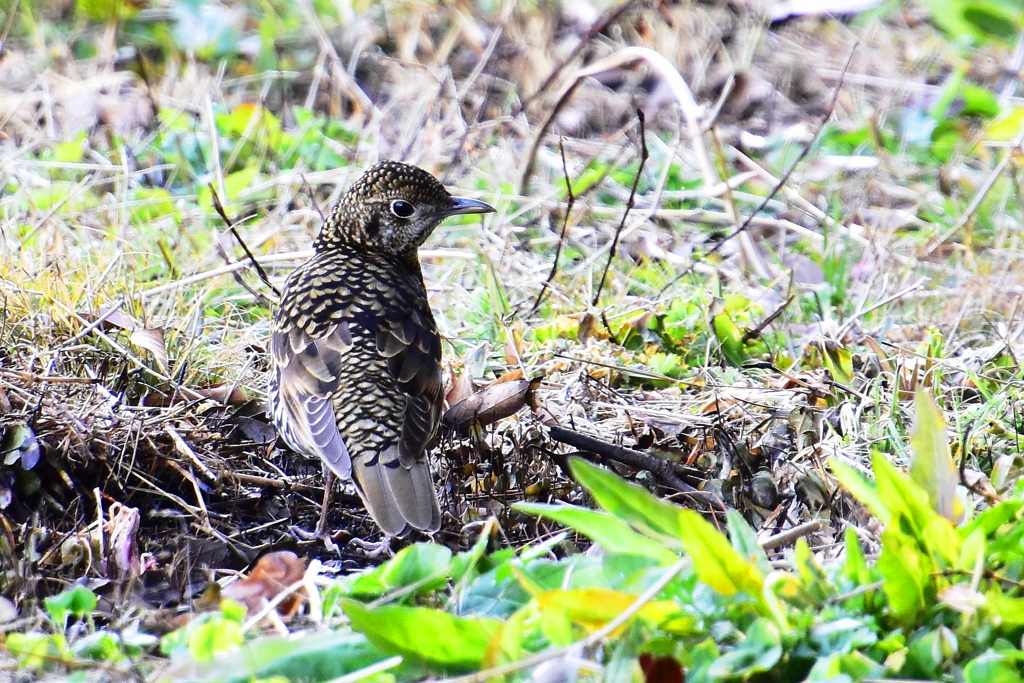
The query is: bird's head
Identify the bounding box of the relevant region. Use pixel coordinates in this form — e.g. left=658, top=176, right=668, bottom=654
left=314, top=160, right=494, bottom=257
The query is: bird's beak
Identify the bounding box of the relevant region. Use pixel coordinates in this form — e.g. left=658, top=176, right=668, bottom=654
left=439, top=197, right=496, bottom=217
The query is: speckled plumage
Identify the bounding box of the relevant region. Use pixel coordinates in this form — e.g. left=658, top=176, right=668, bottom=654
left=269, top=161, right=494, bottom=537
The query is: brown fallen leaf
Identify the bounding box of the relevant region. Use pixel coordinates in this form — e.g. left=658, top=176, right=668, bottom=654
left=445, top=365, right=478, bottom=407
left=442, top=376, right=541, bottom=435
left=84, top=305, right=169, bottom=373
left=221, top=551, right=306, bottom=619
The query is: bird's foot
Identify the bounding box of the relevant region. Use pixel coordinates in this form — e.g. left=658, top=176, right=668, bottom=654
left=288, top=525, right=341, bottom=554
left=348, top=535, right=394, bottom=559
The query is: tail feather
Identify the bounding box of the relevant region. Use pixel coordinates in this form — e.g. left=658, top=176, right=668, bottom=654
left=352, top=449, right=441, bottom=537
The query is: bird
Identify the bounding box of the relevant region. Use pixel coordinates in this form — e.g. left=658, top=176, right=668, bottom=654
left=268, top=160, right=495, bottom=541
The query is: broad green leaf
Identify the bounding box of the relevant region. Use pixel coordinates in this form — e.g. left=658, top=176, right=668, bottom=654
left=793, top=538, right=833, bottom=603
left=822, top=342, right=854, bottom=385
left=806, top=651, right=886, bottom=681
left=513, top=502, right=679, bottom=565
left=726, top=509, right=771, bottom=572
left=677, top=508, right=765, bottom=600
left=910, top=389, right=963, bottom=523
left=907, top=627, right=956, bottom=678
left=875, top=452, right=961, bottom=566
left=964, top=650, right=1022, bottom=683
left=188, top=615, right=244, bottom=662
left=956, top=528, right=986, bottom=573
left=842, top=526, right=872, bottom=587
left=830, top=458, right=890, bottom=524
left=877, top=528, right=930, bottom=622
left=568, top=459, right=764, bottom=602
left=224, top=104, right=282, bottom=137
left=156, top=631, right=394, bottom=683
left=341, top=599, right=502, bottom=672
left=961, top=1, right=1022, bottom=42
left=567, top=458, right=688, bottom=550
left=534, top=589, right=680, bottom=634
left=45, top=585, right=98, bottom=627
left=711, top=306, right=748, bottom=367
left=344, top=543, right=452, bottom=599
left=199, top=166, right=260, bottom=211
left=707, top=618, right=781, bottom=677
left=959, top=84, right=1000, bottom=117
left=984, top=591, right=1024, bottom=627
left=987, top=106, right=1024, bottom=141
left=6, top=633, right=68, bottom=670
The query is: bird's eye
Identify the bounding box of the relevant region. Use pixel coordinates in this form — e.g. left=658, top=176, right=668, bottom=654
left=390, top=200, right=415, bottom=218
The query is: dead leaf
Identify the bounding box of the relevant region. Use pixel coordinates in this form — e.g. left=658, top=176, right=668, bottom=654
left=446, top=366, right=478, bottom=407
left=222, top=551, right=306, bottom=619
left=442, top=377, right=541, bottom=435
left=85, top=306, right=170, bottom=373
left=128, top=328, right=169, bottom=373
left=192, top=384, right=249, bottom=405
left=493, top=368, right=525, bottom=384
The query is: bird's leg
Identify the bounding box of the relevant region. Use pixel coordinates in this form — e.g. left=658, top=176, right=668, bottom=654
left=299, top=469, right=339, bottom=553
left=315, top=469, right=335, bottom=539
left=349, top=534, right=395, bottom=558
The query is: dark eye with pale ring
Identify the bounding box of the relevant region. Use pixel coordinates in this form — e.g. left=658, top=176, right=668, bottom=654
left=390, top=200, right=415, bottom=218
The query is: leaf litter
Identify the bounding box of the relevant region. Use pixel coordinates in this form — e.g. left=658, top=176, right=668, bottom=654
left=0, top=0, right=1021, bottom=665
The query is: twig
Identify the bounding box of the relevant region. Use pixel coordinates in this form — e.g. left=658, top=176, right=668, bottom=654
left=209, top=184, right=282, bottom=300
left=742, top=296, right=794, bottom=343
left=300, top=173, right=325, bottom=221
left=0, top=0, right=20, bottom=56
left=547, top=425, right=725, bottom=514
left=519, top=80, right=583, bottom=196
left=530, top=140, right=575, bottom=316
left=593, top=109, right=648, bottom=306
left=760, top=520, right=822, bottom=550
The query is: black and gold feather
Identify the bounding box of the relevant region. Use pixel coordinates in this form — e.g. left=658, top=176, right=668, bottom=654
left=268, top=161, right=494, bottom=536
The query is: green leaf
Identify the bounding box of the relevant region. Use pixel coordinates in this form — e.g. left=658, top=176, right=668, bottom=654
left=910, top=389, right=963, bottom=523
left=726, top=509, right=771, bottom=572
left=157, top=631, right=395, bottom=683
left=45, top=585, right=98, bottom=627
left=875, top=451, right=961, bottom=566
left=513, top=502, right=679, bottom=565
left=842, top=526, right=872, bottom=587
left=676, top=508, right=765, bottom=600
left=707, top=618, right=782, bottom=677
left=341, top=599, right=503, bottom=672
left=964, top=650, right=1023, bottom=683
left=960, top=84, right=1001, bottom=117
left=567, top=458, right=688, bottom=550
left=987, top=106, right=1024, bottom=141
left=342, top=543, right=452, bottom=600
left=7, top=632, right=68, bottom=670
left=984, top=591, right=1024, bottom=627
left=188, top=615, right=244, bottom=662
left=821, top=342, right=854, bottom=385
left=830, top=458, right=890, bottom=524
left=199, top=166, right=260, bottom=213
left=711, top=305, right=748, bottom=367
left=877, top=527, right=930, bottom=622
left=567, top=459, right=764, bottom=603
left=961, top=1, right=1022, bottom=42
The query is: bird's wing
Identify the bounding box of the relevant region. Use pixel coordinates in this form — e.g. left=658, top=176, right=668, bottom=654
left=375, top=306, right=443, bottom=467
left=270, top=320, right=354, bottom=478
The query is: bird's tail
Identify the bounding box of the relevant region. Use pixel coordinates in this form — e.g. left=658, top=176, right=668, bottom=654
left=352, top=449, right=441, bottom=537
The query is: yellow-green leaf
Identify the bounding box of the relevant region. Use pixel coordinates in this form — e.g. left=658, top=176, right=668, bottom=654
left=910, top=389, right=964, bottom=523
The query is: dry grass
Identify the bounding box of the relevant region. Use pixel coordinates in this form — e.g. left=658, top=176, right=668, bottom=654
left=1, top=0, right=1023, bottom=629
